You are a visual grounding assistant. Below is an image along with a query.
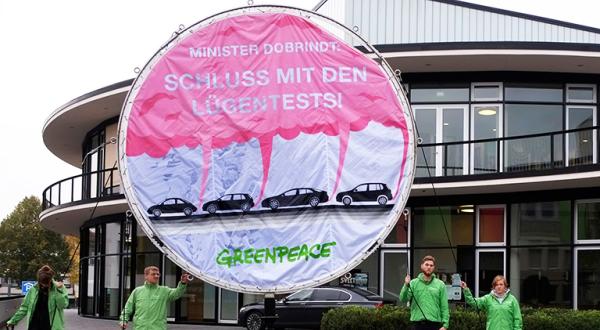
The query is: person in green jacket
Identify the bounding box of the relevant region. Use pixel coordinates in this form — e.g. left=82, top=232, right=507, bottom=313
left=461, top=275, right=522, bottom=330
left=119, top=265, right=189, bottom=330
left=7, top=265, right=69, bottom=330
left=399, top=255, right=449, bottom=330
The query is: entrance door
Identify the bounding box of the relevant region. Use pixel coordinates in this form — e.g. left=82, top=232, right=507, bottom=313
left=414, top=105, right=469, bottom=177
left=380, top=250, right=409, bottom=302
left=476, top=250, right=505, bottom=297
left=575, top=248, right=600, bottom=309
left=218, top=288, right=239, bottom=324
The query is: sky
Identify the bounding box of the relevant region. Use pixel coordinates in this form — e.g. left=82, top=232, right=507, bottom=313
left=0, top=0, right=599, bottom=221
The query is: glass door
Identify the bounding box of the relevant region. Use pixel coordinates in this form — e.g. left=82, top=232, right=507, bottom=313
left=414, top=105, right=468, bottom=177
left=574, top=248, right=600, bottom=309
left=475, top=250, right=505, bottom=297
left=380, top=250, right=409, bottom=302
left=218, top=288, right=239, bottom=324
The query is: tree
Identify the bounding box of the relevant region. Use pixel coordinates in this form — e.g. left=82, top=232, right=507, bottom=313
left=64, top=235, right=80, bottom=285
left=0, top=196, right=70, bottom=283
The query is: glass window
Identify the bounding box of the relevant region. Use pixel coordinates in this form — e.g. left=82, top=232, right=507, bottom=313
left=411, top=88, right=469, bottom=103
left=413, top=249, right=458, bottom=285
left=135, top=253, right=161, bottom=286
left=384, top=213, right=408, bottom=245
left=478, top=207, right=505, bottom=244
left=510, top=247, right=571, bottom=307
left=415, top=108, right=436, bottom=177
left=576, top=249, right=600, bottom=309
left=88, top=227, right=97, bottom=256
left=83, top=258, right=95, bottom=315
left=103, top=256, right=120, bottom=318
left=136, top=231, right=160, bottom=252
left=105, top=222, right=121, bottom=255
left=164, top=258, right=178, bottom=318
left=505, top=84, right=562, bottom=102
left=477, top=251, right=505, bottom=297
left=312, top=289, right=350, bottom=301
left=413, top=206, right=474, bottom=247
left=287, top=289, right=314, bottom=301
left=567, top=106, right=595, bottom=166
left=284, top=189, right=296, bottom=196
left=504, top=104, right=562, bottom=137
left=577, top=201, right=600, bottom=241
left=567, top=84, right=596, bottom=103
left=472, top=83, right=502, bottom=101
left=181, top=280, right=216, bottom=321
left=472, top=105, right=500, bottom=174
left=382, top=251, right=408, bottom=302
left=355, top=184, right=368, bottom=192
left=219, top=289, right=238, bottom=321
left=510, top=201, right=571, bottom=245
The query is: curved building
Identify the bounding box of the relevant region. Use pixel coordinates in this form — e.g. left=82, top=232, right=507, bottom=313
left=40, top=0, right=600, bottom=324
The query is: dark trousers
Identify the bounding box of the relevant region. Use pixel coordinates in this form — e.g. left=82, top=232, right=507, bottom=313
left=411, top=320, right=443, bottom=330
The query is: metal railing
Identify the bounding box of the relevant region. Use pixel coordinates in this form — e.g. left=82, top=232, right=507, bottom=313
left=416, top=126, right=599, bottom=178
left=42, top=168, right=121, bottom=210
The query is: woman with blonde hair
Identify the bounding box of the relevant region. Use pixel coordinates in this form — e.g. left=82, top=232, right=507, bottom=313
left=6, top=265, right=69, bottom=330
left=461, top=275, right=522, bottom=330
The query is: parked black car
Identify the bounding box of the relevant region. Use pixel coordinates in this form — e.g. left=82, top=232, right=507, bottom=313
left=239, top=286, right=394, bottom=330
left=202, top=193, right=255, bottom=214
left=261, top=188, right=329, bottom=210
left=336, top=183, right=393, bottom=206
left=147, top=198, right=197, bottom=217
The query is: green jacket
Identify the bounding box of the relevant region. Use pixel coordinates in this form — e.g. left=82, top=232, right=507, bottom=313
left=399, top=273, right=450, bottom=328
left=120, top=281, right=187, bottom=330
left=8, top=281, right=69, bottom=330
left=463, top=288, right=522, bottom=330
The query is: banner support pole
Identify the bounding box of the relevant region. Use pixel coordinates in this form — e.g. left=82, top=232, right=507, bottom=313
left=263, top=292, right=278, bottom=330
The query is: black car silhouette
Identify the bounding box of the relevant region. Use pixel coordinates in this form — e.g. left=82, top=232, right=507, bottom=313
left=147, top=198, right=197, bottom=217
left=238, top=286, right=394, bottom=330
left=336, top=183, right=392, bottom=206
left=261, top=188, right=329, bottom=210
left=202, top=193, right=255, bottom=214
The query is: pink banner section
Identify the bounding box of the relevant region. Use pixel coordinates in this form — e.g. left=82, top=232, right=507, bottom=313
left=126, top=13, right=409, bottom=204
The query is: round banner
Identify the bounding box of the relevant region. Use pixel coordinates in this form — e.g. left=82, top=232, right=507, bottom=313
left=119, top=6, right=415, bottom=293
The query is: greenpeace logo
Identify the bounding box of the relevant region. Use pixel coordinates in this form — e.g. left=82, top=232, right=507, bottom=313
left=216, top=241, right=337, bottom=268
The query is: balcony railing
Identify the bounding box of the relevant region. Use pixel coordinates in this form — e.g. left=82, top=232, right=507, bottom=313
left=416, top=126, right=599, bottom=180
left=42, top=168, right=121, bottom=210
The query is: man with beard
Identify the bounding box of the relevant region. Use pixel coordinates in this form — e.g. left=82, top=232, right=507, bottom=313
left=399, top=255, right=449, bottom=330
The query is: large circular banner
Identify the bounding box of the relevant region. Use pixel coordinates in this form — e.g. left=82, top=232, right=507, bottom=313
left=119, top=6, right=415, bottom=293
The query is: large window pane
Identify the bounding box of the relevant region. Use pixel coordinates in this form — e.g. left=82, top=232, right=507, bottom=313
left=577, top=201, right=600, bottom=241
left=83, top=258, right=95, bottom=315
left=384, top=213, right=408, bottom=244
left=181, top=280, right=216, bottom=321
left=413, top=207, right=473, bottom=247
left=220, top=289, right=238, bottom=321
left=478, top=208, right=504, bottom=244
left=413, top=249, right=458, bottom=285
left=568, top=107, right=595, bottom=166
left=505, top=85, right=562, bottom=102
left=88, top=227, right=97, bottom=256
left=415, top=108, right=436, bottom=177
left=478, top=251, right=504, bottom=297
left=382, top=252, right=408, bottom=303
left=510, top=247, right=571, bottom=307
left=577, top=249, right=600, bottom=309
left=511, top=201, right=571, bottom=245
left=472, top=105, right=500, bottom=174
left=411, top=88, right=469, bottom=103
left=135, top=253, right=161, bottom=286
left=442, top=108, right=465, bottom=176
left=136, top=231, right=160, bottom=252
left=103, top=256, right=120, bottom=318
left=105, top=222, right=121, bottom=255
left=164, top=258, right=178, bottom=318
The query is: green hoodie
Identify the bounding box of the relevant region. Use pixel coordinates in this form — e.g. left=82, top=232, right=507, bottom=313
left=120, top=281, right=187, bottom=330
left=399, top=273, right=450, bottom=328
left=463, top=288, right=522, bottom=330
left=7, top=281, right=69, bottom=330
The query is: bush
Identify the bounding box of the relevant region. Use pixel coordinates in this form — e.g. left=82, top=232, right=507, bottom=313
left=320, top=305, right=600, bottom=330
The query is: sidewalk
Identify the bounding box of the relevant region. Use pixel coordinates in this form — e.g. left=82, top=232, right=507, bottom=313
left=11, top=308, right=244, bottom=330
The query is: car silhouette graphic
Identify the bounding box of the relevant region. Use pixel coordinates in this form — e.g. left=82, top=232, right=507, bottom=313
left=336, top=183, right=392, bottom=206
left=147, top=198, right=197, bottom=217
left=261, top=188, right=329, bottom=210
left=202, top=193, right=255, bottom=214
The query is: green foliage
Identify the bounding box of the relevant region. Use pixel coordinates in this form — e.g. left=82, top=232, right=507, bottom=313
left=321, top=305, right=600, bottom=330
left=0, top=196, right=70, bottom=283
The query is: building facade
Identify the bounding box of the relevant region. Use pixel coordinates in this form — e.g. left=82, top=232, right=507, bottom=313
left=40, top=0, right=600, bottom=324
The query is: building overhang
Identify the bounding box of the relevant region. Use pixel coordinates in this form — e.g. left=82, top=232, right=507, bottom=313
left=42, top=79, right=133, bottom=168
left=378, top=42, right=600, bottom=74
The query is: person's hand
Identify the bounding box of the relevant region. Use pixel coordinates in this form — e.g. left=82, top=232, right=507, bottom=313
left=181, top=273, right=190, bottom=284
left=460, top=281, right=467, bottom=289
left=55, top=281, right=64, bottom=289
left=439, top=327, right=447, bottom=330
left=404, top=274, right=411, bottom=285
left=119, top=321, right=127, bottom=329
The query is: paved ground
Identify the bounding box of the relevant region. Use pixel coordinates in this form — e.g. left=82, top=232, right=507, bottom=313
left=10, top=308, right=244, bottom=330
